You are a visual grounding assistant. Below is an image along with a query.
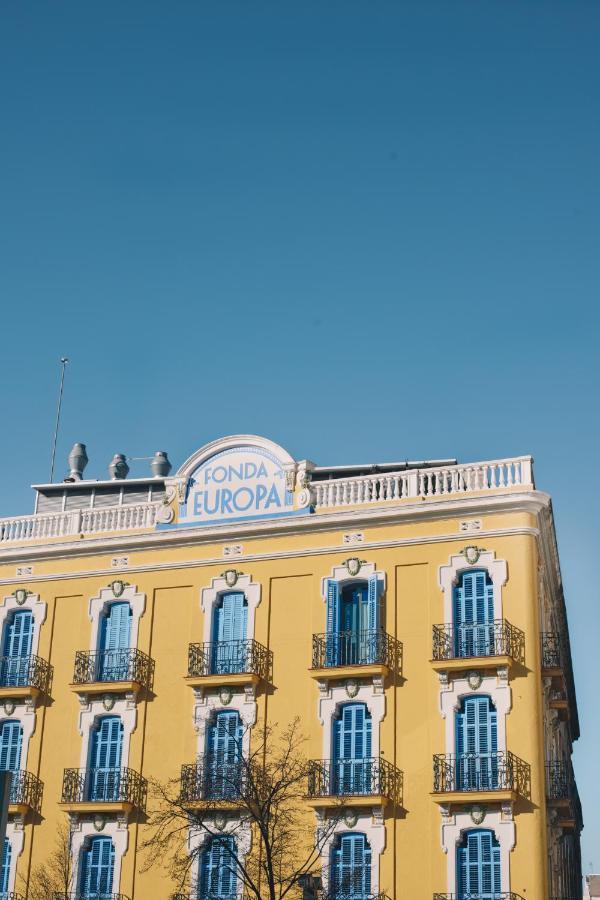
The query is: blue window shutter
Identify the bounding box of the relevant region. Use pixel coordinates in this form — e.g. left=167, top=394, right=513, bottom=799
left=208, top=710, right=241, bottom=761
left=80, top=836, right=115, bottom=897
left=367, top=575, right=380, bottom=631
left=101, top=602, right=132, bottom=652
left=331, top=833, right=371, bottom=899
left=456, top=829, right=501, bottom=899
left=0, top=838, right=10, bottom=893
left=200, top=836, right=237, bottom=900
left=456, top=696, right=497, bottom=790
left=333, top=704, right=372, bottom=794
left=91, top=716, right=123, bottom=770
left=326, top=580, right=340, bottom=635
left=3, top=610, right=33, bottom=659
left=0, top=721, right=22, bottom=772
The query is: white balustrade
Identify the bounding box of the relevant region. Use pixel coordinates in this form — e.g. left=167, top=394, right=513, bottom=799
left=0, top=502, right=161, bottom=544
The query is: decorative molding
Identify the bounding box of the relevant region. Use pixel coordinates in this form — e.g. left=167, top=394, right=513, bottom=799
left=441, top=808, right=515, bottom=891
left=15, top=566, right=33, bottom=577
left=87, top=583, right=145, bottom=655
left=342, top=557, right=367, bottom=578
left=318, top=811, right=385, bottom=895
left=439, top=672, right=511, bottom=756
left=192, top=689, right=256, bottom=757
left=459, top=519, right=482, bottom=533
left=220, top=569, right=243, bottom=588
left=318, top=681, right=385, bottom=760
left=438, top=550, right=508, bottom=624
left=467, top=671, right=483, bottom=691
left=5, top=821, right=25, bottom=895
left=71, top=818, right=128, bottom=894
left=111, top=556, right=129, bottom=569
left=78, top=696, right=137, bottom=770
left=460, top=545, right=487, bottom=565
left=200, top=573, right=261, bottom=645
left=343, top=532, right=364, bottom=545
left=223, top=544, right=243, bottom=557
left=0, top=591, right=46, bottom=659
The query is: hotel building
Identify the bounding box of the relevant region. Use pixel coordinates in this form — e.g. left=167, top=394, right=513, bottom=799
left=0, top=434, right=582, bottom=899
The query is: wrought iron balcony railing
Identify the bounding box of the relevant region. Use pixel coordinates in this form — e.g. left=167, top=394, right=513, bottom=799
left=6, top=769, right=44, bottom=812
left=321, top=894, right=390, bottom=900
left=187, top=639, right=273, bottom=681
left=541, top=632, right=564, bottom=670
left=433, top=894, right=526, bottom=899
left=53, top=894, right=131, bottom=900
left=180, top=757, right=245, bottom=803
left=311, top=630, right=402, bottom=672
left=61, top=767, right=147, bottom=809
left=307, top=758, right=403, bottom=805
left=433, top=752, right=531, bottom=799
left=546, top=760, right=576, bottom=801
left=0, top=654, right=53, bottom=694
left=432, top=620, right=525, bottom=664
left=73, top=648, right=154, bottom=688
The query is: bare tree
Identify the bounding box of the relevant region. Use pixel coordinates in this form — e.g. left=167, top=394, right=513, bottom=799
left=141, top=718, right=341, bottom=900
left=25, top=820, right=76, bottom=900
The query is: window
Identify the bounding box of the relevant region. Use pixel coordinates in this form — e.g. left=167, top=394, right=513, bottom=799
left=0, top=838, right=10, bottom=894
left=211, top=592, right=248, bottom=675
left=456, top=696, right=498, bottom=790
left=456, top=829, right=501, bottom=899
left=0, top=610, right=33, bottom=688
left=79, top=836, right=115, bottom=898
left=88, top=716, right=123, bottom=802
left=205, top=710, right=242, bottom=799
left=199, top=835, right=237, bottom=900
left=326, top=577, right=380, bottom=666
left=0, top=721, right=22, bottom=774
left=330, top=832, right=372, bottom=900
left=453, top=570, right=494, bottom=657
left=332, top=703, right=372, bottom=795
left=98, top=602, right=132, bottom=681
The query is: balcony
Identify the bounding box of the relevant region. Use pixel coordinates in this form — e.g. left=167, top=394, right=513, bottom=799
left=310, top=630, right=402, bottom=683
left=180, top=757, right=245, bottom=808
left=430, top=620, right=525, bottom=675
left=321, top=895, right=391, bottom=900
left=541, top=633, right=578, bottom=734
left=185, top=639, right=272, bottom=690
left=306, top=758, right=403, bottom=809
left=70, top=648, right=154, bottom=698
left=6, top=769, right=43, bottom=815
left=53, top=895, right=131, bottom=900
left=546, top=761, right=583, bottom=832
left=432, top=752, right=531, bottom=806
left=59, top=766, right=147, bottom=814
left=433, top=895, right=526, bottom=899
left=0, top=654, right=53, bottom=702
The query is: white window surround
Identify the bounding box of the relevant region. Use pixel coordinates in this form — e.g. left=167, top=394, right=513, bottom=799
left=439, top=673, right=512, bottom=755
left=77, top=698, right=137, bottom=770
left=4, top=822, right=25, bottom=894
left=318, top=682, right=385, bottom=759
left=317, top=811, right=385, bottom=895
left=200, top=574, right=261, bottom=644
left=70, top=817, right=128, bottom=895
left=0, top=705, right=36, bottom=768
left=0, top=592, right=46, bottom=657
left=320, top=563, right=386, bottom=621
left=441, top=808, right=515, bottom=894
left=189, top=819, right=252, bottom=898
left=438, top=551, right=507, bottom=623
left=193, top=690, right=256, bottom=758
left=87, top=583, right=145, bottom=652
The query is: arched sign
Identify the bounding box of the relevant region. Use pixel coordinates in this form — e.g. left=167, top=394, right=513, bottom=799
left=178, top=444, right=294, bottom=527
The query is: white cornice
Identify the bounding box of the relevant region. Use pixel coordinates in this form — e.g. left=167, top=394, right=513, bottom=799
left=0, top=490, right=551, bottom=567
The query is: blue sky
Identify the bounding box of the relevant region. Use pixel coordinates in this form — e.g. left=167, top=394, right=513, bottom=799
left=1, top=0, right=599, bottom=873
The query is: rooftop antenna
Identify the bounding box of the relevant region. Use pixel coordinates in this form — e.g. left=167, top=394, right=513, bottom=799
left=49, top=357, right=69, bottom=483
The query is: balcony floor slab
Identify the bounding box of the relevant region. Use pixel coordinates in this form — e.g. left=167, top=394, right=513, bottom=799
left=431, top=789, right=517, bottom=805
left=430, top=655, right=514, bottom=674
left=184, top=673, right=261, bottom=690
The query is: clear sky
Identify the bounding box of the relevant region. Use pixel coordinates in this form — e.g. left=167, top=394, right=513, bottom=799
left=1, top=0, right=599, bottom=875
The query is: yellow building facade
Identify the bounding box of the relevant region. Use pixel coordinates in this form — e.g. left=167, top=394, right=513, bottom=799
left=0, top=434, right=582, bottom=899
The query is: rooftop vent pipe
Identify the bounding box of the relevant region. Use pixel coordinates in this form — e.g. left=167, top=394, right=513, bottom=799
left=65, top=443, right=89, bottom=482
left=109, top=454, right=130, bottom=480
left=150, top=451, right=172, bottom=478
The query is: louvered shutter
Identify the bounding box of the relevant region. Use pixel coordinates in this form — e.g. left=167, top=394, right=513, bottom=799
left=456, top=697, right=498, bottom=790
left=0, top=838, right=10, bottom=893
left=367, top=575, right=380, bottom=631
left=331, top=833, right=371, bottom=899
left=200, top=836, right=237, bottom=900
left=213, top=594, right=247, bottom=674
left=454, top=571, right=493, bottom=657
left=91, top=716, right=123, bottom=770
left=3, top=610, right=33, bottom=658
left=206, top=710, right=241, bottom=798
left=456, top=829, right=501, bottom=899
left=80, top=836, right=115, bottom=897
left=100, top=602, right=132, bottom=652
left=0, top=721, right=22, bottom=772
left=333, top=704, right=372, bottom=794
left=326, top=580, right=340, bottom=666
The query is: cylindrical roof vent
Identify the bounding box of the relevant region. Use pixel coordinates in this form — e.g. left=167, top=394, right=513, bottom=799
left=150, top=451, right=172, bottom=478
left=67, top=443, right=89, bottom=481
left=109, top=453, right=130, bottom=480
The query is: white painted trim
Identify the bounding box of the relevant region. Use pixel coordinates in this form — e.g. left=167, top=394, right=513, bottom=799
left=87, top=583, right=145, bottom=652
left=318, top=812, right=386, bottom=894
left=441, top=808, right=515, bottom=893
left=77, top=697, right=137, bottom=770
left=439, top=551, right=508, bottom=623
left=200, top=574, right=261, bottom=645
left=318, top=682, right=385, bottom=759
left=0, top=703, right=36, bottom=768
left=4, top=820, right=25, bottom=894
left=71, top=817, right=129, bottom=895
left=189, top=818, right=252, bottom=898
left=176, top=434, right=296, bottom=479
left=320, top=562, right=386, bottom=611
left=439, top=672, right=512, bottom=755
left=192, top=689, right=256, bottom=758
left=0, top=592, right=46, bottom=657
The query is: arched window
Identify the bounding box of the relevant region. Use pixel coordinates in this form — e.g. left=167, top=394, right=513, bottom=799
left=455, top=695, right=498, bottom=790
left=199, top=835, right=237, bottom=900
left=0, top=720, right=22, bottom=773
left=88, top=716, right=123, bottom=802
left=330, top=832, right=372, bottom=900
left=456, top=829, right=500, bottom=899
left=326, top=577, right=380, bottom=665
left=205, top=710, right=242, bottom=799
left=79, top=836, right=115, bottom=898
left=98, top=601, right=132, bottom=681
left=332, top=703, right=372, bottom=795
left=453, top=570, right=494, bottom=657
left=0, top=838, right=11, bottom=894
left=1, top=609, right=33, bottom=688
left=211, top=592, right=248, bottom=674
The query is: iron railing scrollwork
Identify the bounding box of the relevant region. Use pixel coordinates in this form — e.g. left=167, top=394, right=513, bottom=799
left=432, top=752, right=531, bottom=799
left=180, top=756, right=246, bottom=803
left=433, top=894, right=526, bottom=899
left=431, top=620, right=525, bottom=664
left=53, top=894, right=131, bottom=900
left=187, top=640, right=273, bottom=682
left=7, top=769, right=44, bottom=812
left=311, top=630, right=402, bottom=673
left=72, top=648, right=154, bottom=688
left=61, top=767, right=147, bottom=810
left=307, top=758, right=403, bottom=805
left=0, top=653, right=53, bottom=694
left=321, top=894, right=391, bottom=900
left=541, top=632, right=564, bottom=670
left=546, top=760, right=583, bottom=831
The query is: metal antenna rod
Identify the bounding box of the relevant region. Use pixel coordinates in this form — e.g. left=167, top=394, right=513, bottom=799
left=49, top=357, right=69, bottom=483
